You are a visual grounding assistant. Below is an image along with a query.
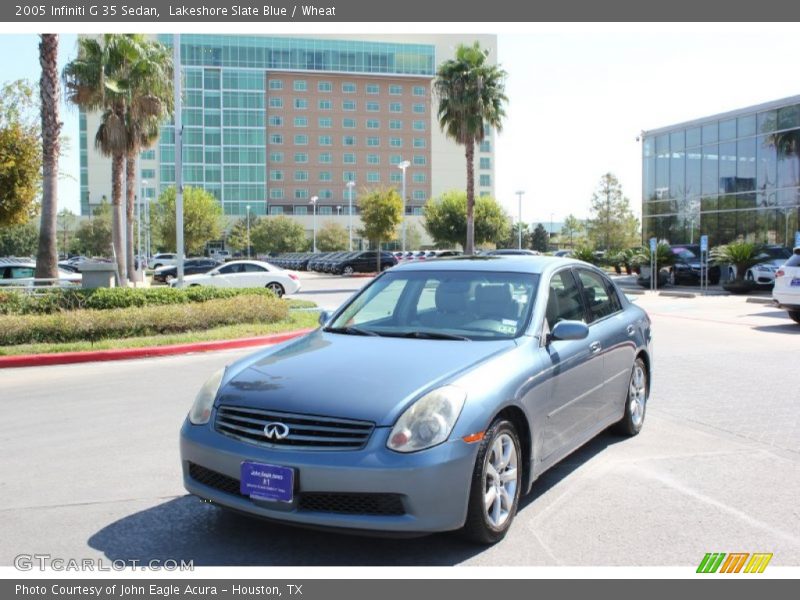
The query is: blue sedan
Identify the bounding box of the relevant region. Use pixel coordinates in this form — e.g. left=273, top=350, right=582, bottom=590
left=180, top=256, right=653, bottom=543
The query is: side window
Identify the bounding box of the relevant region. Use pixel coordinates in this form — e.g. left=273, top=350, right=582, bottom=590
left=577, top=269, right=618, bottom=322
left=243, top=263, right=266, bottom=272
left=218, top=264, right=240, bottom=274
left=545, top=270, right=586, bottom=330
left=10, top=267, right=35, bottom=279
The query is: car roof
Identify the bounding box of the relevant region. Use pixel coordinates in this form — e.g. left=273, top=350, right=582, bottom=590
left=391, top=255, right=583, bottom=275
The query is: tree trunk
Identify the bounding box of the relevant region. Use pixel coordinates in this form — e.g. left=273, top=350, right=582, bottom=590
left=125, top=152, right=137, bottom=281
left=465, top=140, right=475, bottom=255
left=35, top=34, right=61, bottom=283
left=111, top=153, right=127, bottom=284
left=376, top=240, right=381, bottom=273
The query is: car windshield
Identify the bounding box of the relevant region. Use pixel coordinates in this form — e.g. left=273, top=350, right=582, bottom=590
left=327, top=270, right=539, bottom=341
left=672, top=247, right=698, bottom=259
left=761, top=247, right=791, bottom=259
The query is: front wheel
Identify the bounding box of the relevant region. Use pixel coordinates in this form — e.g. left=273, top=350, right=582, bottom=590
left=266, top=282, right=285, bottom=297
left=461, top=419, right=522, bottom=544
left=342, top=265, right=355, bottom=276
left=788, top=310, right=800, bottom=325
left=613, top=357, right=648, bottom=436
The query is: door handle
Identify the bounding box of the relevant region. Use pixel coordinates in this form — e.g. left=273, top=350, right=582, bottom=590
left=626, top=325, right=636, bottom=336
left=589, top=341, right=602, bottom=354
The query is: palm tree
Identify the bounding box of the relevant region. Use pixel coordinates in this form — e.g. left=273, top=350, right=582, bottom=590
left=122, top=39, right=173, bottom=280
left=35, top=34, right=62, bottom=283
left=434, top=42, right=507, bottom=255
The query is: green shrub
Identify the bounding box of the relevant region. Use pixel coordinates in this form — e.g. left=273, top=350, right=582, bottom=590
left=0, top=294, right=289, bottom=346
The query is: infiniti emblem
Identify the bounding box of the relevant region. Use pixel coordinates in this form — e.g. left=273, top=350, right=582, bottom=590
left=263, top=422, right=290, bottom=440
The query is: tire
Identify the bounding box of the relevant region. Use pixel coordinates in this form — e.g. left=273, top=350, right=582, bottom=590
left=342, top=265, right=355, bottom=276
left=153, top=264, right=163, bottom=269
left=266, top=282, right=285, bottom=297
left=613, top=357, right=648, bottom=436
left=380, top=263, right=392, bottom=272
left=165, top=274, right=174, bottom=283
left=789, top=311, right=800, bottom=325
left=461, top=419, right=522, bottom=544
left=745, top=270, right=755, bottom=282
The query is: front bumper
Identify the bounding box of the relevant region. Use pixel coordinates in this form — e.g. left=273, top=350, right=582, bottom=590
left=180, top=416, right=478, bottom=533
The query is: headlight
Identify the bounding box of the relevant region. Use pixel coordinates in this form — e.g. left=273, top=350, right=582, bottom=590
left=387, top=385, right=466, bottom=453
left=188, top=368, right=225, bottom=425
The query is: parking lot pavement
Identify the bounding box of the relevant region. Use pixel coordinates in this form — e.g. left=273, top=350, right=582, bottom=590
left=291, top=271, right=371, bottom=311
left=0, top=294, right=798, bottom=566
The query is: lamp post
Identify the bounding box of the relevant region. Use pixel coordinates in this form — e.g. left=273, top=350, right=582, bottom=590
left=246, top=204, right=251, bottom=258
left=397, top=160, right=410, bottom=252
left=310, top=196, right=318, bottom=252
left=336, top=205, right=341, bottom=216
left=515, top=190, right=525, bottom=249
left=346, top=180, right=355, bottom=251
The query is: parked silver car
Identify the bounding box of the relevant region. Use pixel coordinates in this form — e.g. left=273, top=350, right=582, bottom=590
left=181, top=256, right=653, bottom=543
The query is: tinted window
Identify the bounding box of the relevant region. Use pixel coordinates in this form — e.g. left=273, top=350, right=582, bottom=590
left=545, top=270, right=586, bottom=330
left=577, top=269, right=619, bottom=322
left=9, top=267, right=35, bottom=279
left=243, top=263, right=267, bottom=272
left=218, top=264, right=241, bottom=274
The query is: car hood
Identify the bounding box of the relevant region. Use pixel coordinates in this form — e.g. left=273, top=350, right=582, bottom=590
left=215, top=329, right=517, bottom=426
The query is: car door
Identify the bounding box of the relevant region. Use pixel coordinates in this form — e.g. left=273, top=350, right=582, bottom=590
left=241, top=262, right=269, bottom=287
left=213, top=263, right=241, bottom=287
left=575, top=268, right=634, bottom=422
left=539, top=268, right=605, bottom=460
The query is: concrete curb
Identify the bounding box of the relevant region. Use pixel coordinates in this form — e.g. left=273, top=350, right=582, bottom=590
left=0, top=328, right=315, bottom=369
left=658, top=291, right=697, bottom=298
left=746, top=297, right=776, bottom=305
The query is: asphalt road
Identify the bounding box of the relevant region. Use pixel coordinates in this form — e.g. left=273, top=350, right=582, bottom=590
left=1, top=289, right=799, bottom=567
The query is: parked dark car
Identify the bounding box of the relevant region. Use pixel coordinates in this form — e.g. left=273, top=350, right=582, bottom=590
left=486, top=249, right=541, bottom=256
left=334, top=251, right=397, bottom=275
left=153, top=258, right=221, bottom=283
left=669, top=245, right=720, bottom=285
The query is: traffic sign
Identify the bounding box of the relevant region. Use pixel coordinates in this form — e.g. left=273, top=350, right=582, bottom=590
left=795, top=231, right=800, bottom=248
left=649, top=237, right=657, bottom=252
left=700, top=235, right=708, bottom=252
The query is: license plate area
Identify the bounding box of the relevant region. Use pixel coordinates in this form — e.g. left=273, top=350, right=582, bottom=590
left=790, top=278, right=800, bottom=287
left=240, top=461, right=294, bottom=502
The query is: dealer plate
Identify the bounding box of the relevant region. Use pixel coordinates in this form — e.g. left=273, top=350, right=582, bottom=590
left=240, top=461, right=294, bottom=502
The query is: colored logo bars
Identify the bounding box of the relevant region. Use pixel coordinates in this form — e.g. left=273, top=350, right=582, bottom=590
left=697, top=552, right=773, bottom=573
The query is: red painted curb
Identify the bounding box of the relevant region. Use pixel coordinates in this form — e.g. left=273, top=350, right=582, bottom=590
left=0, top=328, right=315, bottom=369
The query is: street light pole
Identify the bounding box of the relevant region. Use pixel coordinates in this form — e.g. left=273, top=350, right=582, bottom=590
left=515, top=190, right=525, bottom=249
left=397, top=160, right=410, bottom=252
left=346, top=180, right=355, bottom=251
left=310, top=196, right=318, bottom=252
left=173, top=33, right=185, bottom=287
left=246, top=204, right=251, bottom=258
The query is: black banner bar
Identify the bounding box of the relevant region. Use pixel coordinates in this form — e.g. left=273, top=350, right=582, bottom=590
left=3, top=0, right=800, bottom=22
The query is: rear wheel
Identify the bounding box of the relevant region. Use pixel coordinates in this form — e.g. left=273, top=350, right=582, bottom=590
left=381, top=263, right=392, bottom=272
left=614, top=357, right=648, bottom=436
left=342, top=265, right=355, bottom=276
left=788, top=310, right=800, bottom=325
left=462, top=419, right=522, bottom=544
left=266, top=282, right=285, bottom=297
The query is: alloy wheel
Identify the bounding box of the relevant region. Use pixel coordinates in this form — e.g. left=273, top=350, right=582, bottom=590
left=483, top=433, right=519, bottom=529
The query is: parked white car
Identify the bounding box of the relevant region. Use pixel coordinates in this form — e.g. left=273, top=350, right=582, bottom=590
left=0, top=259, right=81, bottom=287
left=772, top=247, right=800, bottom=324
left=728, top=245, right=792, bottom=286
left=171, top=260, right=301, bottom=297
left=150, top=253, right=179, bottom=269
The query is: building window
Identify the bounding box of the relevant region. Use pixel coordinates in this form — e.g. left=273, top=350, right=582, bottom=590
left=342, top=135, right=356, bottom=147
left=413, top=85, right=426, bottom=96
left=413, top=190, right=426, bottom=201
left=413, top=120, right=426, bottom=131
left=141, top=168, right=156, bottom=179
left=367, top=172, right=380, bottom=183
left=413, top=173, right=426, bottom=183
left=343, top=171, right=356, bottom=182
left=268, top=115, right=283, bottom=127
left=480, top=140, right=491, bottom=152
left=342, top=82, right=357, bottom=93
left=293, top=117, right=308, bottom=128
left=319, top=152, right=332, bottom=163
left=294, top=152, right=308, bottom=163
left=294, top=205, right=308, bottom=215
left=480, top=174, right=491, bottom=186
left=367, top=154, right=380, bottom=165
left=413, top=103, right=425, bottom=114
left=270, top=133, right=283, bottom=145
left=270, top=170, right=284, bottom=181
left=390, top=137, right=402, bottom=148
left=269, top=151, right=284, bottom=163
left=319, top=189, right=333, bottom=200
left=295, top=171, right=309, bottom=182
left=480, top=157, right=491, bottom=169
left=294, top=188, right=308, bottom=200
left=479, top=191, right=490, bottom=197
left=366, top=119, right=380, bottom=129
left=389, top=84, right=402, bottom=95
left=343, top=118, right=356, bottom=129
left=269, top=206, right=284, bottom=215
left=319, top=171, right=332, bottom=182
left=317, top=81, right=332, bottom=92
left=293, top=80, right=307, bottom=92
left=294, top=98, right=308, bottom=110
left=366, top=83, right=380, bottom=95
left=389, top=120, right=403, bottom=130
left=318, top=99, right=332, bottom=110
left=318, top=135, right=332, bottom=146
left=268, top=79, right=283, bottom=90
left=367, top=137, right=380, bottom=147
left=343, top=100, right=356, bottom=111
left=319, top=206, right=333, bottom=215
left=366, top=101, right=380, bottom=112
left=269, top=97, right=283, bottom=109
left=269, top=188, right=284, bottom=200
left=413, top=138, right=426, bottom=148
left=390, top=172, right=402, bottom=184
left=343, top=153, right=356, bottom=165
left=294, top=134, right=309, bottom=145
left=389, top=102, right=402, bottom=113
left=413, top=155, right=426, bottom=166
left=318, top=117, right=332, bottom=128
left=390, top=154, right=402, bottom=165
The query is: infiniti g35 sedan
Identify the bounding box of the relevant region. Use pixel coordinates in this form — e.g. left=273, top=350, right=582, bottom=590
left=180, top=256, right=653, bottom=543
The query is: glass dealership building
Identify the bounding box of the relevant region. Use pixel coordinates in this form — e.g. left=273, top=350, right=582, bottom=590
left=642, top=95, right=800, bottom=247
left=79, top=34, right=497, bottom=245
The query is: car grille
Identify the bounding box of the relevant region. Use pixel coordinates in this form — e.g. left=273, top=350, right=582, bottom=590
left=188, top=463, right=405, bottom=516
left=215, top=406, right=374, bottom=451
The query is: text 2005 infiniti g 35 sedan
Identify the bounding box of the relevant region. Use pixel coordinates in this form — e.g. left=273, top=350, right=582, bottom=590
left=180, top=256, right=653, bottom=543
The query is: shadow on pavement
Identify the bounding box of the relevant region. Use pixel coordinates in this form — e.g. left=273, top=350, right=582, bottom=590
left=751, top=322, right=800, bottom=334
left=87, top=431, right=622, bottom=566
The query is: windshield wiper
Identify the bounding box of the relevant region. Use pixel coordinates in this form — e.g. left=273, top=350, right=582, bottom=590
left=389, top=330, right=471, bottom=341
left=324, top=325, right=380, bottom=336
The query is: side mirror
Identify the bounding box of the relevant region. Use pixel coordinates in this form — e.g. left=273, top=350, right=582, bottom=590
left=548, top=320, right=589, bottom=343
left=318, top=310, right=330, bottom=327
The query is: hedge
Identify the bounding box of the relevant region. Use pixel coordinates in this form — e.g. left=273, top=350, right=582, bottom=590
left=0, top=286, right=279, bottom=315
left=0, top=294, right=289, bottom=345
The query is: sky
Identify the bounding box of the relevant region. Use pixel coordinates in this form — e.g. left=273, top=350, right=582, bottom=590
left=2, top=25, right=800, bottom=226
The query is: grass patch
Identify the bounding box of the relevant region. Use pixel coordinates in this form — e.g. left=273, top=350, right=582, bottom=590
left=0, top=310, right=319, bottom=356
